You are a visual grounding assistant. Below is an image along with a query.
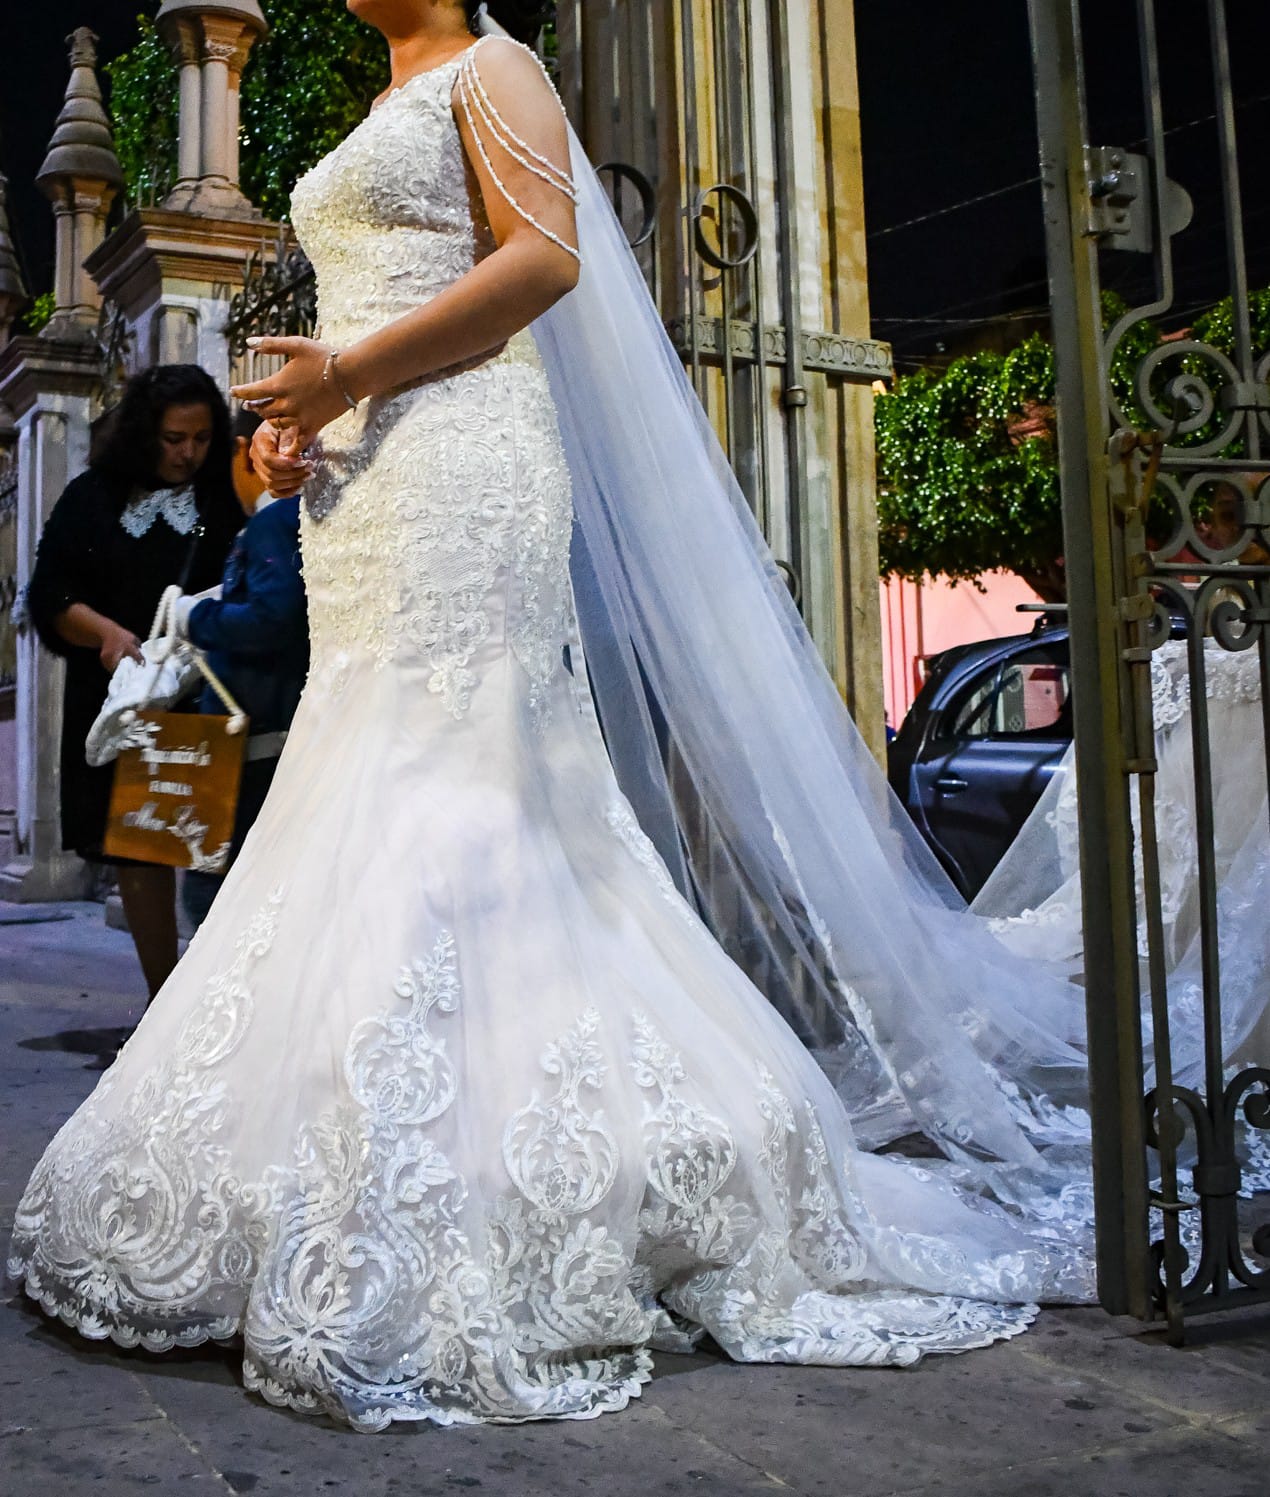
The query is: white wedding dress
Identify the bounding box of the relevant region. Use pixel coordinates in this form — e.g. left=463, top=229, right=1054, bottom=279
left=8, top=39, right=1088, bottom=1431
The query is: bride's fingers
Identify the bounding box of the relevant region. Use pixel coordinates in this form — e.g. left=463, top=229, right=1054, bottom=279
left=244, top=335, right=315, bottom=360
left=229, top=375, right=280, bottom=405
left=251, top=396, right=295, bottom=419
left=258, top=455, right=310, bottom=495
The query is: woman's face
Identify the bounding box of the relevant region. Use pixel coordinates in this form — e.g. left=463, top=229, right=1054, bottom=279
left=154, top=401, right=215, bottom=487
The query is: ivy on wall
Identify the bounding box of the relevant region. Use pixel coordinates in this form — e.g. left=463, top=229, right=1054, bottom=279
left=874, top=291, right=1266, bottom=601
left=874, top=333, right=1067, bottom=601
left=104, top=18, right=177, bottom=206
left=237, top=1, right=391, bottom=222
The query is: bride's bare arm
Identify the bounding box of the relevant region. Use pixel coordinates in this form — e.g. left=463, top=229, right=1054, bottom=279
left=234, top=39, right=579, bottom=476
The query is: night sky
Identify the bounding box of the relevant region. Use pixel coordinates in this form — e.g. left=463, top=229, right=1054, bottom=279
left=2, top=2, right=1268, bottom=366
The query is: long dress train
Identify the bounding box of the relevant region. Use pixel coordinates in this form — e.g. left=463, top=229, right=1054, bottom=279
left=8, top=39, right=1087, bottom=1430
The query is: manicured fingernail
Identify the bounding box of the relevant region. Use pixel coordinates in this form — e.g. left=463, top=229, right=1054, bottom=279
left=246, top=337, right=262, bottom=347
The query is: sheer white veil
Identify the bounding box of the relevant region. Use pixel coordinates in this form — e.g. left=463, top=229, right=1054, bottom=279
left=487, top=14, right=1095, bottom=1205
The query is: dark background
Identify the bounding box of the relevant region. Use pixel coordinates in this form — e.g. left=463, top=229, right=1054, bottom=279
left=856, top=1, right=1270, bottom=369
left=2, top=1, right=1268, bottom=366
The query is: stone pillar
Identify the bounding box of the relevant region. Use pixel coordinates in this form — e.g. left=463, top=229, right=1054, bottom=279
left=85, top=208, right=284, bottom=394
left=801, top=0, right=885, bottom=755
left=0, top=341, right=102, bottom=901
left=171, top=28, right=203, bottom=187
left=157, top=0, right=267, bottom=220
left=35, top=29, right=124, bottom=343
left=198, top=29, right=234, bottom=187
left=0, top=152, right=23, bottom=870
left=225, top=34, right=255, bottom=187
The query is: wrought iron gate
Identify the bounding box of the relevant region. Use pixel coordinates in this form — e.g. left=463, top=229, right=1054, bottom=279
left=1030, top=0, right=1270, bottom=1335
left=554, top=1, right=890, bottom=646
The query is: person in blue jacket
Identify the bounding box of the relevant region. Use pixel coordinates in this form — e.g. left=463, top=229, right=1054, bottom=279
left=175, top=408, right=308, bottom=927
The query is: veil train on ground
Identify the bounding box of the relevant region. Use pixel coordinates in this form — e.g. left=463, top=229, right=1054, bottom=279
left=536, top=122, right=1096, bottom=1219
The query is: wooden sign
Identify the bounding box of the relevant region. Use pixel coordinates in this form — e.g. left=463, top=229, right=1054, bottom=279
left=103, top=711, right=247, bottom=872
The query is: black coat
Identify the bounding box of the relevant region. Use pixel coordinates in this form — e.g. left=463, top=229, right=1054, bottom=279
left=27, top=468, right=242, bottom=858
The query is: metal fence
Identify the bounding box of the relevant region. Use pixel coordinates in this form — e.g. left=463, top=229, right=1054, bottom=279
left=1030, top=0, right=1270, bottom=1337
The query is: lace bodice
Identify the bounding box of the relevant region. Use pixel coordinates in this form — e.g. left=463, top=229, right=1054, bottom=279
left=285, top=42, right=577, bottom=718
left=290, top=58, right=494, bottom=348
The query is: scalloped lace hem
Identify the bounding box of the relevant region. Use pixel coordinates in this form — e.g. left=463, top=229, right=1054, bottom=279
left=11, top=1261, right=241, bottom=1353
left=242, top=1351, right=655, bottom=1432
left=8, top=1253, right=1039, bottom=1429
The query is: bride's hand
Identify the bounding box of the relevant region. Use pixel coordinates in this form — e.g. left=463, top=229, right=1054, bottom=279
left=250, top=420, right=313, bottom=497
left=230, top=336, right=351, bottom=451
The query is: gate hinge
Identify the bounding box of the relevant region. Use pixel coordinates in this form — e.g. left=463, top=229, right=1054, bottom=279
left=1085, top=147, right=1192, bottom=252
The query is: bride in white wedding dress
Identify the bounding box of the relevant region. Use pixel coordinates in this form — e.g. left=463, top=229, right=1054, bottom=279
left=8, top=2, right=1093, bottom=1430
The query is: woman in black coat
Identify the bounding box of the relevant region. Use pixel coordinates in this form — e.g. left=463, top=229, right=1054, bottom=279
left=27, top=365, right=242, bottom=999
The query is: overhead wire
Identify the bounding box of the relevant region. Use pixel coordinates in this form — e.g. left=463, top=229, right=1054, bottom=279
left=865, top=88, right=1270, bottom=246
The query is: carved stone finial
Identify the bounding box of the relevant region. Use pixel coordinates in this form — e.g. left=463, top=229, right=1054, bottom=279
left=0, top=171, right=27, bottom=308
left=36, top=25, right=124, bottom=196
left=67, top=25, right=98, bottom=69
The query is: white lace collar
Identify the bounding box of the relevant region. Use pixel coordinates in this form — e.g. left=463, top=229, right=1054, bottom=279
left=119, top=484, right=198, bottom=540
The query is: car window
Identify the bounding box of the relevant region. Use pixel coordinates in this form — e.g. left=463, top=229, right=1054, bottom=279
left=949, top=650, right=1071, bottom=739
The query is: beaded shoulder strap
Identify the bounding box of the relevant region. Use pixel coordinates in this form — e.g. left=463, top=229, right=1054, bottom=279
left=455, top=37, right=581, bottom=263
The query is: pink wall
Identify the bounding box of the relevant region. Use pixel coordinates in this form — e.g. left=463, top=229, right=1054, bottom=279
left=880, top=571, right=1043, bottom=730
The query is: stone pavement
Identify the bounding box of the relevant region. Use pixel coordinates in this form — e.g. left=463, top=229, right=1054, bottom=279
left=2, top=902, right=1268, bottom=1497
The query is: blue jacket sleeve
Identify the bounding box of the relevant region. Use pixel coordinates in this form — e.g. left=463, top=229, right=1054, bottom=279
left=186, top=504, right=306, bottom=658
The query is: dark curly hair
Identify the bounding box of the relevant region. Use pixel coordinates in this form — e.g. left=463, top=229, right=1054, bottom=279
left=463, top=0, right=553, bottom=45
left=90, top=364, right=234, bottom=514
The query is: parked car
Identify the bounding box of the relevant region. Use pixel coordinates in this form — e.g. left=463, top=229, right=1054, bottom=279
left=888, top=614, right=1072, bottom=900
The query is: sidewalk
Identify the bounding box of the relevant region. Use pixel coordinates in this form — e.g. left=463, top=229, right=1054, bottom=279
left=2, top=902, right=1268, bottom=1496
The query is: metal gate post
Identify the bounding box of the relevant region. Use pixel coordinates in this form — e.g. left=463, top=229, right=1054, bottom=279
left=1028, top=0, right=1152, bottom=1318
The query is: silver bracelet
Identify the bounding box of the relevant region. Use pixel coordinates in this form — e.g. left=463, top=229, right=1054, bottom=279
left=322, top=351, right=360, bottom=411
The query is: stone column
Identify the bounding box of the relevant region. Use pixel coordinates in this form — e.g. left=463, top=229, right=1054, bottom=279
left=800, top=0, right=885, bottom=755
left=87, top=1, right=283, bottom=460
left=198, top=29, right=234, bottom=188
left=35, top=29, right=124, bottom=343
left=157, top=0, right=267, bottom=220
left=0, top=177, right=27, bottom=350
left=225, top=34, right=256, bottom=188
left=0, top=152, right=23, bottom=869
left=0, top=341, right=102, bottom=902
left=170, top=25, right=204, bottom=187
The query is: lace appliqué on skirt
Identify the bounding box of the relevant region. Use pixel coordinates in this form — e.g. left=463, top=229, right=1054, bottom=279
left=8, top=891, right=285, bottom=1348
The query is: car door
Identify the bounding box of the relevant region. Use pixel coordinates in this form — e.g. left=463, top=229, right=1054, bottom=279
left=911, top=640, right=1071, bottom=897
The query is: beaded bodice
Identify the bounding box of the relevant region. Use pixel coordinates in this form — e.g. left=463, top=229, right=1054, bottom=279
left=286, top=43, right=576, bottom=720
left=290, top=57, right=494, bottom=348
